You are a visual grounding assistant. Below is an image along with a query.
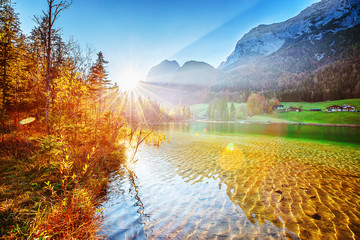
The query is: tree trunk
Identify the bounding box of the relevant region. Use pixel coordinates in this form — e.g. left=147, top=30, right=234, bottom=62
left=45, top=1, right=53, bottom=135
left=1, top=41, right=8, bottom=142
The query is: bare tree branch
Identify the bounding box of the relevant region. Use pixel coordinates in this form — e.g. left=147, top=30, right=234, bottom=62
left=43, top=0, right=72, bottom=134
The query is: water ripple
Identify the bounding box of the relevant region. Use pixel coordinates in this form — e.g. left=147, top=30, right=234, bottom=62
left=101, top=124, right=360, bottom=239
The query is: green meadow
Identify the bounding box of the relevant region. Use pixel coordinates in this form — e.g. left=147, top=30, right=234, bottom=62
left=191, top=99, right=360, bottom=124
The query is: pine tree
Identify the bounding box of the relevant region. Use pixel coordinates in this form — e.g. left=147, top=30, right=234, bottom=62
left=87, top=51, right=110, bottom=114
left=0, top=0, right=21, bottom=134
left=181, top=105, right=186, bottom=118
left=221, top=97, right=229, bottom=121
left=207, top=100, right=213, bottom=119
left=87, top=52, right=109, bottom=96
left=186, top=105, right=191, bottom=119
left=230, top=102, right=236, bottom=120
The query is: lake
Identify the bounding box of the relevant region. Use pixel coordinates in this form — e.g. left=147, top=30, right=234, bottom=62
left=101, top=122, right=360, bottom=239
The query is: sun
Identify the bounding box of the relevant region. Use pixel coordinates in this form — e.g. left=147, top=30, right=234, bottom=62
left=118, top=68, right=141, bottom=91
left=119, top=78, right=139, bottom=91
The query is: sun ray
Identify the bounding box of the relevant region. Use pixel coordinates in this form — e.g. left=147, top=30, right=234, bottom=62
left=135, top=84, right=178, bottom=108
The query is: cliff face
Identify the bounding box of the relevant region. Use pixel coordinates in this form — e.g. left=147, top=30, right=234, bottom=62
left=219, top=0, right=360, bottom=70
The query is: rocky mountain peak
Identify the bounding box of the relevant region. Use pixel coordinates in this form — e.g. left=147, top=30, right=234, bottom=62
left=219, top=0, right=360, bottom=69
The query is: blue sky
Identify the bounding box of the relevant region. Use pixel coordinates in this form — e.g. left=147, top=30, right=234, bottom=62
left=15, top=0, right=319, bottom=87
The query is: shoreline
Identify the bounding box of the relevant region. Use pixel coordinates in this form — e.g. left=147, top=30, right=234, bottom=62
left=195, top=119, right=360, bottom=127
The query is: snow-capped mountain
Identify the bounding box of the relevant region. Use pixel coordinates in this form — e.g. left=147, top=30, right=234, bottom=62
left=219, top=0, right=360, bottom=69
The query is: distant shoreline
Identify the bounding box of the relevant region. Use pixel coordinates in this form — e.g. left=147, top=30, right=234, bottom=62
left=195, top=119, right=360, bottom=127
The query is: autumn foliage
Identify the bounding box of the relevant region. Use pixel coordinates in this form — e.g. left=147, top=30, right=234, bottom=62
left=0, top=1, right=167, bottom=239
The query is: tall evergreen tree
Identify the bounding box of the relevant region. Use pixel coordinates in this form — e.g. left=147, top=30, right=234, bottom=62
left=207, top=100, right=214, bottom=119
left=186, top=105, right=191, bottom=119
left=87, top=52, right=110, bottom=97
left=230, top=102, right=236, bottom=120
left=220, top=97, right=229, bottom=121
left=0, top=0, right=21, bottom=133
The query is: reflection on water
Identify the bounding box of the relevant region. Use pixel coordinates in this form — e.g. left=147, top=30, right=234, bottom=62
left=101, top=123, right=360, bottom=239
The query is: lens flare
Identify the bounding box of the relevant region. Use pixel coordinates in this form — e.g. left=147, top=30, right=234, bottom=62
left=226, top=143, right=234, bottom=151
left=218, top=143, right=244, bottom=171
left=19, top=117, right=36, bottom=125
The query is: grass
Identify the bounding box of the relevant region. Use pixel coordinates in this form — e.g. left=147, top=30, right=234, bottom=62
left=0, top=125, right=166, bottom=239
left=266, top=99, right=360, bottom=124
left=262, top=111, right=360, bottom=124
left=0, top=133, right=122, bottom=239
left=190, top=99, right=360, bottom=124
left=279, top=99, right=360, bottom=111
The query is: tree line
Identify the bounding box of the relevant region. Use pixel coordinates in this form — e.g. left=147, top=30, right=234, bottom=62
left=206, top=94, right=280, bottom=120
left=0, top=1, right=168, bottom=238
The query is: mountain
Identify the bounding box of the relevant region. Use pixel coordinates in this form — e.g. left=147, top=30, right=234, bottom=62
left=143, top=60, right=221, bottom=104
left=146, top=60, right=220, bottom=86
left=146, top=60, right=180, bottom=83
left=171, top=61, right=220, bottom=85
left=143, top=0, right=360, bottom=104
left=219, top=0, right=360, bottom=70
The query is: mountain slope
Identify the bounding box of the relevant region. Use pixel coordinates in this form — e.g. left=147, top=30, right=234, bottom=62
left=219, top=0, right=360, bottom=70
left=146, top=60, right=180, bottom=83
left=171, top=61, right=220, bottom=86
left=146, top=60, right=221, bottom=86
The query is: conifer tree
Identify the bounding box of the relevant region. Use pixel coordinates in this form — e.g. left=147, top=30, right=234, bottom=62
left=207, top=100, right=213, bottom=119
left=230, top=102, right=236, bottom=120
left=0, top=0, right=21, bottom=133
left=220, top=97, right=229, bottom=121
left=186, top=105, right=191, bottom=119
left=87, top=51, right=110, bottom=101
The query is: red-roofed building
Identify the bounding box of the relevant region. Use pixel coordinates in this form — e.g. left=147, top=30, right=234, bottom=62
left=326, top=105, right=342, bottom=112
left=342, top=105, right=355, bottom=112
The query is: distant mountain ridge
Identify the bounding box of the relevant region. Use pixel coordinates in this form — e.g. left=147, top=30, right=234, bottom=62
left=219, top=0, right=360, bottom=69
left=146, top=60, right=220, bottom=86
left=146, top=60, right=180, bottom=83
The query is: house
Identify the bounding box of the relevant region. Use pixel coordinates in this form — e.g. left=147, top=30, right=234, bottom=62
left=274, top=104, right=284, bottom=110
left=310, top=108, right=321, bottom=111
left=326, top=105, right=342, bottom=112
left=341, top=105, right=356, bottom=112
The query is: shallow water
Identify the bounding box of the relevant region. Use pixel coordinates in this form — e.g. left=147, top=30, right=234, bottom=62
left=101, top=123, right=360, bottom=239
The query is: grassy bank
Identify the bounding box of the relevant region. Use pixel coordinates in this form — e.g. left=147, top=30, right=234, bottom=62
left=251, top=111, right=360, bottom=124
left=255, top=99, right=360, bottom=124
left=278, top=99, right=360, bottom=110
left=0, top=130, right=124, bottom=239
left=0, top=126, right=163, bottom=239
left=191, top=99, right=360, bottom=124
